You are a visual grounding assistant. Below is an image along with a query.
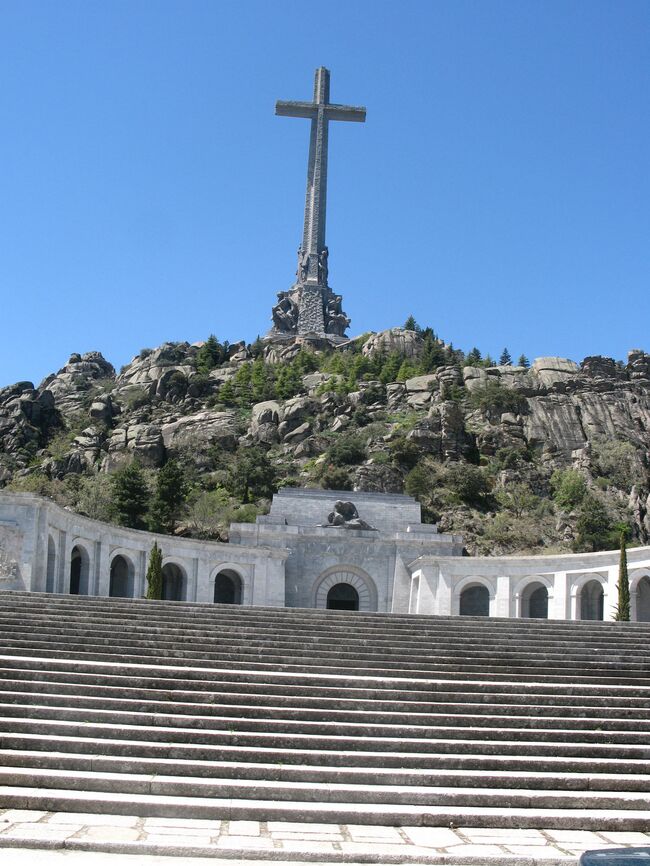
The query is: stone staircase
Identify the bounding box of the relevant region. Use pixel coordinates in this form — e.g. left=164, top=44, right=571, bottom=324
left=0, top=590, right=650, bottom=831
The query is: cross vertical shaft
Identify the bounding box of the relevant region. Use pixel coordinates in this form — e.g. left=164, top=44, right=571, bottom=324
left=274, top=68, right=365, bottom=336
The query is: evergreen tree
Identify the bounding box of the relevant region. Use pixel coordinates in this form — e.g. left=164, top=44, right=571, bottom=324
left=518, top=354, right=530, bottom=368
left=499, top=348, right=512, bottom=366
left=227, top=447, right=277, bottom=503
left=419, top=333, right=446, bottom=373
left=614, top=528, right=630, bottom=621
left=575, top=495, right=613, bottom=551
left=403, top=315, right=418, bottom=332
left=150, top=459, right=187, bottom=533
left=466, top=347, right=482, bottom=367
left=196, top=335, right=227, bottom=373
left=217, top=378, right=236, bottom=405
left=250, top=357, right=276, bottom=402
left=111, top=461, right=149, bottom=530
left=145, top=541, right=163, bottom=600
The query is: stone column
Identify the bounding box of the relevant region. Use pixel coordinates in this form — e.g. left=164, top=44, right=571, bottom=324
left=550, top=571, right=569, bottom=619
left=494, top=575, right=512, bottom=617
left=56, top=529, right=68, bottom=594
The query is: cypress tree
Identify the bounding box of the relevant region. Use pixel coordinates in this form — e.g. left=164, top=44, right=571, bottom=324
left=614, top=529, right=630, bottom=621
left=145, top=541, right=163, bottom=600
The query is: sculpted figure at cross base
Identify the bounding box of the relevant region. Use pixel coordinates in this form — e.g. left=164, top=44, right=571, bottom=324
left=271, top=291, right=299, bottom=333
left=321, top=500, right=377, bottom=531
left=324, top=294, right=350, bottom=338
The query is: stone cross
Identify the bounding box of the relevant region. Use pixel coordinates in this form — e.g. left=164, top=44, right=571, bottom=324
left=276, top=67, right=365, bottom=334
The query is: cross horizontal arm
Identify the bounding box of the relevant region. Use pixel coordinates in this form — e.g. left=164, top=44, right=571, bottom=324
left=323, top=104, right=366, bottom=123
left=275, top=101, right=317, bottom=119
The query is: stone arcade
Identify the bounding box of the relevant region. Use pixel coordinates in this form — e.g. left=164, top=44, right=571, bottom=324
left=2, top=487, right=650, bottom=622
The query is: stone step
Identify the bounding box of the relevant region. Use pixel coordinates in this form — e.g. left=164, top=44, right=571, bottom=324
left=3, top=674, right=649, bottom=716
left=2, top=700, right=649, bottom=744
left=2, top=593, right=648, bottom=835
left=1, top=609, right=646, bottom=657
left=1, top=640, right=646, bottom=685
left=7, top=591, right=650, bottom=635
left=1, top=785, right=650, bottom=830
left=2, top=624, right=643, bottom=676
left=4, top=655, right=650, bottom=702
left=3, top=686, right=649, bottom=729
left=5, top=748, right=650, bottom=791
left=3, top=716, right=649, bottom=760
left=2, top=766, right=650, bottom=812
left=1, top=610, right=647, bottom=658
left=5, top=732, right=647, bottom=774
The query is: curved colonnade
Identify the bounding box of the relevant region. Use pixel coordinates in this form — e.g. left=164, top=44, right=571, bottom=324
left=3, top=492, right=650, bottom=621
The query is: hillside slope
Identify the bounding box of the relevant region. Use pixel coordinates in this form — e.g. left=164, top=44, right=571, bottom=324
left=1, top=329, right=649, bottom=554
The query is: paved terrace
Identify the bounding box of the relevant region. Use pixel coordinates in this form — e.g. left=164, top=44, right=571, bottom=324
left=2, top=809, right=650, bottom=865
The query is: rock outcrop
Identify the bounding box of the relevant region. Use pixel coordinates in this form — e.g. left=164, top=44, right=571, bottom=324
left=1, top=337, right=649, bottom=553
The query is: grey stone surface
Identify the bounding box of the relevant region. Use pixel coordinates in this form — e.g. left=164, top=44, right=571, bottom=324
left=271, top=68, right=364, bottom=338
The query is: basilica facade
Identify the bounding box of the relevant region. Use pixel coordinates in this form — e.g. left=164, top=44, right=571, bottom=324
left=2, top=488, right=650, bottom=622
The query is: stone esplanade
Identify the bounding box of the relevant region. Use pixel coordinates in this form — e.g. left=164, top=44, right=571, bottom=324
left=2, top=488, right=650, bottom=622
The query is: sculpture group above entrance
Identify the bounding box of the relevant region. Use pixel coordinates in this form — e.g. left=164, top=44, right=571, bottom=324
left=269, top=67, right=365, bottom=342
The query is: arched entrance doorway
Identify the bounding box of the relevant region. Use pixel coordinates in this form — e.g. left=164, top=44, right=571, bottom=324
left=46, top=536, right=56, bottom=593
left=326, top=583, right=359, bottom=611
left=109, top=555, right=132, bottom=598
left=580, top=579, right=604, bottom=620
left=636, top=576, right=650, bottom=622
left=459, top=584, right=490, bottom=616
left=214, top=569, right=243, bottom=604
left=521, top=582, right=549, bottom=619
left=162, top=563, right=185, bottom=601
left=69, top=545, right=90, bottom=595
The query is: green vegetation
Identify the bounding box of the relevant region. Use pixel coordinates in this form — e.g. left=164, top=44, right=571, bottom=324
left=226, top=446, right=277, bottom=503
left=551, top=469, right=587, bottom=510
left=469, top=380, right=528, bottom=418
left=195, top=335, right=229, bottom=373
left=574, top=494, right=614, bottom=551
left=150, top=459, right=188, bottom=534
left=111, top=461, right=150, bottom=530
left=145, top=541, right=163, bottom=600
left=614, top=528, right=630, bottom=621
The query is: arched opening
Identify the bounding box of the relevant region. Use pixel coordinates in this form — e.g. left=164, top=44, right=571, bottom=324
left=459, top=584, right=490, bottom=616
left=109, top=555, right=133, bottom=598
left=579, top=579, right=604, bottom=621
left=46, top=536, right=56, bottom=593
left=326, top=583, right=359, bottom=611
left=313, top=568, right=377, bottom=613
left=214, top=569, right=243, bottom=604
left=69, top=545, right=90, bottom=595
left=521, top=582, right=549, bottom=619
left=162, top=563, right=185, bottom=601
left=636, top=576, right=650, bottom=622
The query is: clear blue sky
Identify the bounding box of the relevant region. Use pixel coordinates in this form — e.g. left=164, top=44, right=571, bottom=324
left=1, top=0, right=648, bottom=387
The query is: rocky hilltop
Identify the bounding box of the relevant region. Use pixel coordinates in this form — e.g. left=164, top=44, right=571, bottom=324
left=1, top=329, right=649, bottom=554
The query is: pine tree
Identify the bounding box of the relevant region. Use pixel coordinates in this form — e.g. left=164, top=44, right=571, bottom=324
left=518, top=354, right=530, bottom=368
left=145, top=541, right=163, bottom=600
left=218, top=378, right=236, bottom=405
left=614, top=528, right=630, bottom=621
left=403, top=315, right=418, bottom=332
left=466, top=347, right=482, bottom=367
left=150, top=459, right=187, bottom=533
left=111, top=461, right=149, bottom=530
left=499, top=348, right=512, bottom=366
left=196, top=335, right=226, bottom=373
